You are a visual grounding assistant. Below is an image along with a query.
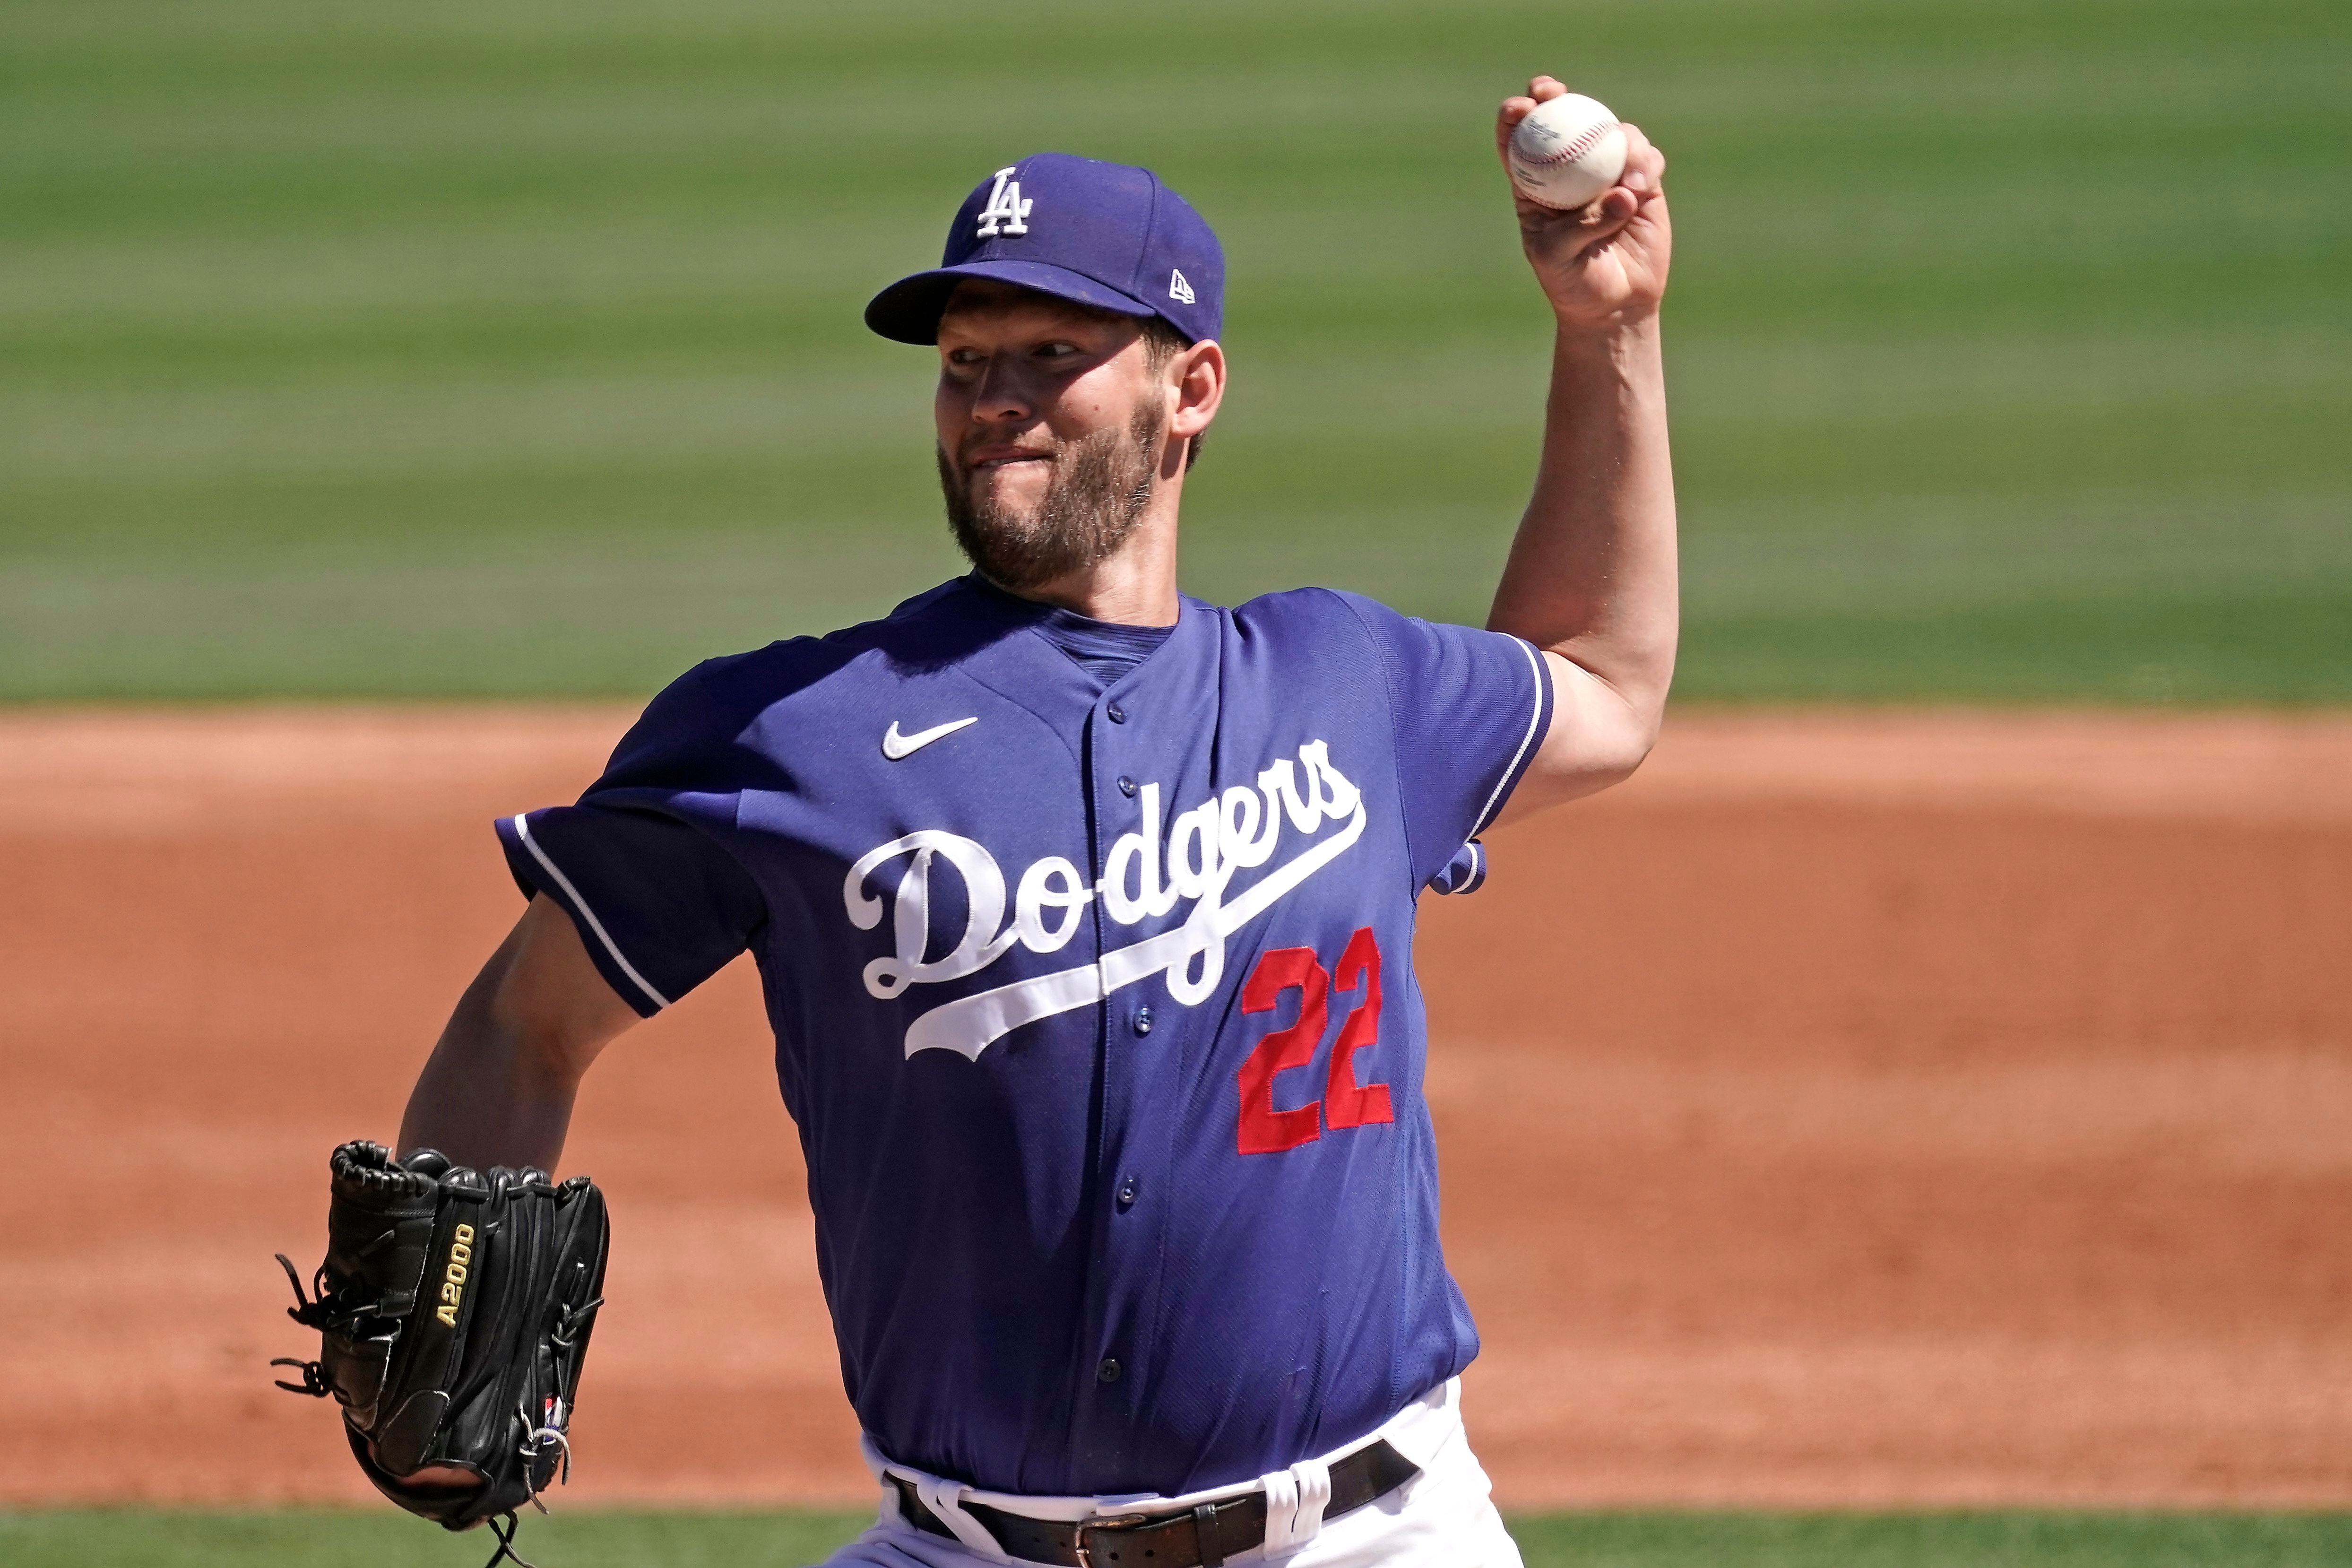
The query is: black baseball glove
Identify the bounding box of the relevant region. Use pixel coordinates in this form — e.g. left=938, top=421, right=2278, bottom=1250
left=273, top=1140, right=609, bottom=1567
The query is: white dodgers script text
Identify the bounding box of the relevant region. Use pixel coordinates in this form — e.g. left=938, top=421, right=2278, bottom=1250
left=843, top=741, right=1366, bottom=1059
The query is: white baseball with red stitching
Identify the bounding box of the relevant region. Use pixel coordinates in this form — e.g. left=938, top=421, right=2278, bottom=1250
left=1507, top=92, right=1628, bottom=210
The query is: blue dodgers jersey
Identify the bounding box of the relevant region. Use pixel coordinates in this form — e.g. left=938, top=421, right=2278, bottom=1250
left=497, top=576, right=1552, bottom=1499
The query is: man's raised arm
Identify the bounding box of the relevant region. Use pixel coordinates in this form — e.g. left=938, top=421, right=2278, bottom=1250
left=1484, top=77, right=1678, bottom=825
left=397, top=893, right=642, bottom=1171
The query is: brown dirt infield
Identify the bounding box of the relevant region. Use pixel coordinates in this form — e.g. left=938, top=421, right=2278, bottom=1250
left=2, top=708, right=2347, bottom=1507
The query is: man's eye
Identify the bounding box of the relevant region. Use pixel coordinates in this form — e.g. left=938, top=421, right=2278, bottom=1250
left=1036, top=342, right=1079, bottom=359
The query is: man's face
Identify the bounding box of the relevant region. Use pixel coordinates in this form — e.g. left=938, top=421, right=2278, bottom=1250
left=934, top=281, right=1167, bottom=593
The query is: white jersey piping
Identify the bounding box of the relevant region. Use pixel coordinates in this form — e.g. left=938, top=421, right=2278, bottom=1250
left=1473, top=637, right=1549, bottom=833
left=509, top=812, right=674, bottom=1011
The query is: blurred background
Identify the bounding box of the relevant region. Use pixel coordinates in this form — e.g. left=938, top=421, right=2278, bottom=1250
left=5, top=0, right=2343, bottom=703
left=4, top=2, right=2349, bottom=1566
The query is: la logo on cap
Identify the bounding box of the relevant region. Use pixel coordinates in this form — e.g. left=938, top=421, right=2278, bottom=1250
left=976, top=167, right=1032, bottom=238
left=861, top=152, right=1224, bottom=347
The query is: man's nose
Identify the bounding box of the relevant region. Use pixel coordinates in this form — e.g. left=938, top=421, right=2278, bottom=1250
left=968, top=356, right=1033, bottom=424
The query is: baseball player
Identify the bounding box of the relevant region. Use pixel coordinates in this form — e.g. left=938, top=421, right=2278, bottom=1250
left=398, top=77, right=1673, bottom=1567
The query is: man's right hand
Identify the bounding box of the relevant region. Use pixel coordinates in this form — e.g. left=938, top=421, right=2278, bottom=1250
left=1495, top=76, right=1672, bottom=336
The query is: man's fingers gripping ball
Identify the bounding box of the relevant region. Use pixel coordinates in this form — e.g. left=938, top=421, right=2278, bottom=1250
left=1506, top=90, right=1628, bottom=211
left=1498, top=78, right=1664, bottom=234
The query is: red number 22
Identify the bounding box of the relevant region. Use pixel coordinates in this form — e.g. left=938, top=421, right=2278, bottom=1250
left=1237, top=927, right=1394, bottom=1155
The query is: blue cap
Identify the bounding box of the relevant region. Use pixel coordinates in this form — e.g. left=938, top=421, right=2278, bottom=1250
left=865, top=152, right=1224, bottom=346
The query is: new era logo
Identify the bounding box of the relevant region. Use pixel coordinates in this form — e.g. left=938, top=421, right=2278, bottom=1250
left=1168, top=268, right=1195, bottom=305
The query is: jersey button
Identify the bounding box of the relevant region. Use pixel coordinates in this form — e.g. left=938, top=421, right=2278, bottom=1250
left=1116, top=775, right=1138, bottom=798
left=1116, top=1175, right=1140, bottom=1210
left=1097, top=1358, right=1123, bottom=1384
left=1107, top=702, right=1127, bottom=723
left=1133, top=1006, right=1153, bottom=1036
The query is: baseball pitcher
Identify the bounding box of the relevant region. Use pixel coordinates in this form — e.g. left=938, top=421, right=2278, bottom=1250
left=388, top=78, right=1673, bottom=1566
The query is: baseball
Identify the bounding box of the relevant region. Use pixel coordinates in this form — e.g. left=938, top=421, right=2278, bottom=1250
left=1507, top=92, right=1628, bottom=210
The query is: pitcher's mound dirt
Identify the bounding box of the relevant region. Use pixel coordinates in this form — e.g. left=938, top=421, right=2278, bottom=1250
left=2, top=708, right=2346, bottom=1507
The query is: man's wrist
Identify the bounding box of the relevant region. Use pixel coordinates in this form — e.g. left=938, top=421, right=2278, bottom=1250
left=1551, top=306, right=1659, bottom=342
left=1550, top=312, right=1663, bottom=375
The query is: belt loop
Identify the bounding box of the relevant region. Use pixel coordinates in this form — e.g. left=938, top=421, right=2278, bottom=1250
left=1262, top=1455, right=1332, bottom=1552
left=1193, top=1501, right=1225, bottom=1568
left=914, top=1474, right=1010, bottom=1561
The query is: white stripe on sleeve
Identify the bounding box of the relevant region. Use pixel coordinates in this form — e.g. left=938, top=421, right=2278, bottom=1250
left=1472, top=637, right=1550, bottom=833
left=510, top=813, right=674, bottom=1011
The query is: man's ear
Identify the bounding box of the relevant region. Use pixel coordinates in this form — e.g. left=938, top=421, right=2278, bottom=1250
left=1169, top=338, right=1225, bottom=441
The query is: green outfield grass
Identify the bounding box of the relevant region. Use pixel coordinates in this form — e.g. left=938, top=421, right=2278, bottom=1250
left=8, top=1509, right=2352, bottom=1568
left=3, top=0, right=2346, bottom=702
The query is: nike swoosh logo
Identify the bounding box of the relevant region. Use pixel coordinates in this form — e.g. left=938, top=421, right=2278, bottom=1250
left=881, top=716, right=978, bottom=760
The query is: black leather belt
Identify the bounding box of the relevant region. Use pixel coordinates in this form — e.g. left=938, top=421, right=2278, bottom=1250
left=892, top=1438, right=1420, bottom=1567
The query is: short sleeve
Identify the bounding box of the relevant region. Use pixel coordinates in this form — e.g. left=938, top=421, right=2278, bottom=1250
left=494, top=667, right=768, bottom=1016
left=1330, top=591, right=1554, bottom=891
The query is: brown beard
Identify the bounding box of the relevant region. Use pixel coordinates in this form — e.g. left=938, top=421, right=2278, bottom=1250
left=938, top=405, right=1163, bottom=593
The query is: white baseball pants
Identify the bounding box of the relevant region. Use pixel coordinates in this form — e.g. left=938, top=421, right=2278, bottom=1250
left=811, top=1378, right=1522, bottom=1568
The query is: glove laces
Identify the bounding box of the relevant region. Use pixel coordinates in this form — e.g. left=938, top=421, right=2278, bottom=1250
left=518, top=1395, right=575, bottom=1511
left=482, top=1513, right=539, bottom=1568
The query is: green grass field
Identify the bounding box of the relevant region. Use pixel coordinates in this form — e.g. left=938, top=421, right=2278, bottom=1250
left=8, top=1509, right=2352, bottom=1568
left=4, top=0, right=2344, bottom=702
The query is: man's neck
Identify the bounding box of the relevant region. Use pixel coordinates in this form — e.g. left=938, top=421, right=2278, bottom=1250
left=990, top=507, right=1183, bottom=627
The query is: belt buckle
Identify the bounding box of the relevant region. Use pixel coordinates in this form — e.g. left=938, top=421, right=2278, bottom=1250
left=1073, top=1512, right=1151, bottom=1568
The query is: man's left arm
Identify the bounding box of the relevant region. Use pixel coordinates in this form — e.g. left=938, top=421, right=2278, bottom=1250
left=1484, top=77, right=1678, bottom=826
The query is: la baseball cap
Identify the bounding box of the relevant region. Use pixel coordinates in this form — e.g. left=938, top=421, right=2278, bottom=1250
left=865, top=152, right=1224, bottom=347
